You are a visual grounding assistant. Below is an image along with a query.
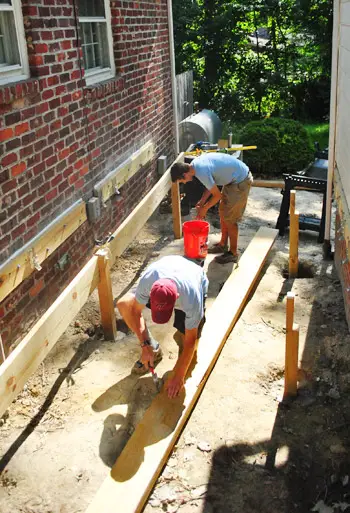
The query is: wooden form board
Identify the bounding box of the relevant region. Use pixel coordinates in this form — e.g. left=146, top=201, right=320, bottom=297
left=252, top=180, right=284, bottom=189
left=86, top=226, right=278, bottom=513
left=0, top=201, right=87, bottom=304
left=108, top=153, right=184, bottom=264
left=0, top=256, right=99, bottom=418
left=94, top=141, right=155, bottom=203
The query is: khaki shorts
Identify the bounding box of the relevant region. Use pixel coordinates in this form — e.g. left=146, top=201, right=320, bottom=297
left=219, top=171, right=253, bottom=224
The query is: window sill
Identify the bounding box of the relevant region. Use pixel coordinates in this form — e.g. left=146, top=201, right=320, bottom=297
left=0, top=78, right=40, bottom=107
left=83, top=74, right=125, bottom=101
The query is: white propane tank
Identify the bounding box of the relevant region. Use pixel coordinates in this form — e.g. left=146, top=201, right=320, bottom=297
left=178, top=109, right=222, bottom=151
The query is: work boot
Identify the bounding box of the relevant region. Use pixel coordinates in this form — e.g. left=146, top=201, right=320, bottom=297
left=215, top=251, right=239, bottom=264
left=207, top=243, right=228, bottom=254
left=173, top=330, right=184, bottom=356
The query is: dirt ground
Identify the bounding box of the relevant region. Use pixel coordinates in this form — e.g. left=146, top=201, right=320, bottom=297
left=1, top=185, right=350, bottom=513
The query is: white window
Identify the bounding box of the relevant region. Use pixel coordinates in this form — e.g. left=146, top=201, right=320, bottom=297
left=78, top=0, right=115, bottom=86
left=0, top=0, right=29, bottom=86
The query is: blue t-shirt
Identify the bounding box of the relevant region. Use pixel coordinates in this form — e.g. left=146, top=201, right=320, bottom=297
left=135, top=255, right=209, bottom=330
left=192, top=153, right=249, bottom=190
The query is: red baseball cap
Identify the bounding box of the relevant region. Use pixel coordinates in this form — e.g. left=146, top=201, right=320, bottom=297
left=150, top=279, right=178, bottom=324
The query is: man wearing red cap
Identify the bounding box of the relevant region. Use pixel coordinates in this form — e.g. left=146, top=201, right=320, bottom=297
left=117, top=255, right=208, bottom=398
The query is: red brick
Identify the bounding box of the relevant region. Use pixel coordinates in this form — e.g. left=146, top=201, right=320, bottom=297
left=1, top=153, right=18, bottom=167
left=11, top=162, right=26, bottom=177
left=29, top=279, right=45, bottom=298
left=14, top=122, right=30, bottom=136
left=11, top=223, right=25, bottom=239
left=34, top=43, right=49, bottom=53
left=45, top=189, right=58, bottom=201
left=0, top=128, right=14, bottom=142
left=79, top=165, right=89, bottom=176
left=27, top=212, right=41, bottom=228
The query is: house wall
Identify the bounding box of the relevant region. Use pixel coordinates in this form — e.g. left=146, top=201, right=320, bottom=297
left=333, top=0, right=350, bottom=326
left=0, top=0, right=175, bottom=353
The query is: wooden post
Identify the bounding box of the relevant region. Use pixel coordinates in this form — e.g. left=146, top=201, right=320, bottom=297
left=284, top=292, right=299, bottom=398
left=171, top=181, right=182, bottom=239
left=97, top=249, right=117, bottom=341
left=289, top=190, right=299, bottom=278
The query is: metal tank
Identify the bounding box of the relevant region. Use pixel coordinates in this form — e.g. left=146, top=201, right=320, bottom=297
left=178, top=109, right=222, bottom=151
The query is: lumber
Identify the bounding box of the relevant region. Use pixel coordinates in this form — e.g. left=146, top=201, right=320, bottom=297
left=97, top=249, right=117, bottom=341
left=0, top=200, right=87, bottom=304
left=289, top=190, right=299, bottom=278
left=0, top=256, right=99, bottom=418
left=253, top=179, right=284, bottom=188
left=94, top=141, right=155, bottom=203
left=171, top=182, right=182, bottom=239
left=284, top=292, right=299, bottom=398
left=108, top=153, right=184, bottom=264
left=86, top=226, right=278, bottom=513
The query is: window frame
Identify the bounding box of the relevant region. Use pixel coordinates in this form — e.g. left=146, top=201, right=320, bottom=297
left=0, top=0, right=29, bottom=86
left=78, top=0, right=115, bottom=86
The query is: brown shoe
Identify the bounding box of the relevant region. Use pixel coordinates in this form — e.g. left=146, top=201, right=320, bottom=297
left=131, top=347, right=163, bottom=375
left=208, top=243, right=228, bottom=254
left=215, top=251, right=239, bottom=264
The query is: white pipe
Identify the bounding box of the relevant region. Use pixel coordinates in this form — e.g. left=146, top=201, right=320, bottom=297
left=324, top=0, right=340, bottom=250
left=167, top=0, right=180, bottom=155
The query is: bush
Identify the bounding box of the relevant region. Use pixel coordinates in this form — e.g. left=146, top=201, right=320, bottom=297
left=238, top=118, right=314, bottom=177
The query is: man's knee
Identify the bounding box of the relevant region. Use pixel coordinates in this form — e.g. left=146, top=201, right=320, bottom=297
left=116, top=293, right=135, bottom=316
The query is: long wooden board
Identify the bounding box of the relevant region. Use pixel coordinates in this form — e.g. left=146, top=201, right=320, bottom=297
left=0, top=256, right=99, bottom=418
left=94, top=141, right=155, bottom=203
left=108, top=153, right=184, bottom=264
left=86, top=226, right=278, bottom=513
left=0, top=200, right=87, bottom=304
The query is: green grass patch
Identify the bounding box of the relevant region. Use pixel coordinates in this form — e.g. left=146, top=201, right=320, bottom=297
left=303, top=123, right=329, bottom=150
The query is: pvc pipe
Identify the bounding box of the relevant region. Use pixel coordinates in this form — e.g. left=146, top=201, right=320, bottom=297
left=324, top=0, right=340, bottom=252
left=167, top=0, right=180, bottom=155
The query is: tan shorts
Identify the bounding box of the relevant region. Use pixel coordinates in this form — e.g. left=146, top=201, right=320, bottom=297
left=219, top=171, right=253, bottom=224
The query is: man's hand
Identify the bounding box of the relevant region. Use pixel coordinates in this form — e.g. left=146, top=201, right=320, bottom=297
left=141, top=345, right=155, bottom=369
left=196, top=205, right=207, bottom=219
left=165, top=374, right=184, bottom=398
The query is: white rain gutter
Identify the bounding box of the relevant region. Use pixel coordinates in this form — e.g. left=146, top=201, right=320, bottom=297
left=324, top=0, right=340, bottom=256
left=167, top=0, right=180, bottom=154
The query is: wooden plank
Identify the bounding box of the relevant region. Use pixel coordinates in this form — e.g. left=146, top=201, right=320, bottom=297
left=0, top=200, right=87, bottom=304
left=86, top=227, right=278, bottom=513
left=97, top=249, right=117, bottom=341
left=171, top=182, right=182, bottom=239
left=0, top=256, right=99, bottom=418
left=289, top=191, right=299, bottom=278
left=94, top=141, right=156, bottom=203
left=252, top=180, right=284, bottom=189
left=108, top=153, right=184, bottom=264
left=284, top=292, right=299, bottom=398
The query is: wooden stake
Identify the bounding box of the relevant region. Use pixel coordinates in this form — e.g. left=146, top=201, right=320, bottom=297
left=171, top=181, right=182, bottom=239
left=289, top=190, right=299, bottom=278
left=97, top=249, right=117, bottom=341
left=284, top=292, right=299, bottom=398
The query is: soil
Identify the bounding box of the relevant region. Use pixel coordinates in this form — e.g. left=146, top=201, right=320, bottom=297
left=1, top=186, right=350, bottom=513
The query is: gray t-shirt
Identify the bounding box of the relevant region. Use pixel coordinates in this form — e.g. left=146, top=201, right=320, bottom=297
left=192, top=153, right=249, bottom=189
left=135, top=255, right=209, bottom=330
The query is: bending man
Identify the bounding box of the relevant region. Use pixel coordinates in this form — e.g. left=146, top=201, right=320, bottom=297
left=171, top=153, right=253, bottom=264
left=117, top=255, right=208, bottom=399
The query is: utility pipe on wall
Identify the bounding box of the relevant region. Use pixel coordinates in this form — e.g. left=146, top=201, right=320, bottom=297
left=324, top=0, right=340, bottom=257
left=167, top=0, right=180, bottom=155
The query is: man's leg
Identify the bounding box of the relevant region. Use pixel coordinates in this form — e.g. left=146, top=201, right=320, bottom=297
left=226, top=221, right=238, bottom=257
left=219, top=213, right=229, bottom=247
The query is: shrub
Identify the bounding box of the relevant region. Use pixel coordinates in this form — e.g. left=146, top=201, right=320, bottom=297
left=238, top=118, right=314, bottom=177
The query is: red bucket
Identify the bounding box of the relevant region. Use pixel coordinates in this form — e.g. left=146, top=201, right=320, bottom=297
left=183, top=220, right=210, bottom=259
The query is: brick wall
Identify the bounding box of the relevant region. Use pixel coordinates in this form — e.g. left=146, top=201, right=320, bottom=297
left=0, top=0, right=175, bottom=353
left=334, top=211, right=350, bottom=327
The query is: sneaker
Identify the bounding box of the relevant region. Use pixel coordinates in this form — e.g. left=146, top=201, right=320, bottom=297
left=131, top=346, right=163, bottom=375
left=215, top=251, right=239, bottom=264
left=207, top=243, right=228, bottom=254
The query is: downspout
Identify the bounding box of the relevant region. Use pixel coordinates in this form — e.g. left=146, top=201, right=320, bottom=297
left=167, top=0, right=180, bottom=155
left=324, top=0, right=340, bottom=258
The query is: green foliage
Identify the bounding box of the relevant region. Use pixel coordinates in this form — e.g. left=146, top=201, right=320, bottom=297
left=239, top=118, right=314, bottom=176
left=303, top=122, right=330, bottom=149
left=172, top=0, right=333, bottom=121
